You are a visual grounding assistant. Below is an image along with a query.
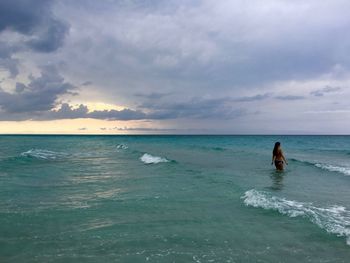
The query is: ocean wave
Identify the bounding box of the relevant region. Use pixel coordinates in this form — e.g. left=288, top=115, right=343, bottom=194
left=291, top=158, right=350, bottom=176
left=140, top=153, right=170, bottom=164
left=190, top=145, right=227, bottom=152
left=116, top=144, right=128, bottom=150
left=314, top=163, right=350, bottom=176
left=290, top=158, right=318, bottom=166
left=211, top=146, right=226, bottom=151
left=242, top=189, right=350, bottom=246
left=20, top=149, right=67, bottom=160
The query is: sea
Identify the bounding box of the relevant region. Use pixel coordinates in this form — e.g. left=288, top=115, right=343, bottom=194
left=1, top=135, right=350, bottom=262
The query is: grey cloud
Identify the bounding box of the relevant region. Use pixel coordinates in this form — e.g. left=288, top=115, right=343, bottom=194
left=275, top=95, right=305, bottom=100
left=15, top=82, right=26, bottom=93
left=19, top=95, right=249, bottom=121
left=81, top=81, right=92, bottom=86
left=0, top=42, right=20, bottom=58
left=0, top=0, right=50, bottom=33
left=134, top=92, right=171, bottom=99
left=0, top=42, right=21, bottom=78
left=0, top=0, right=69, bottom=77
left=113, top=127, right=178, bottom=132
left=2, top=1, right=350, bottom=133
left=0, top=66, right=76, bottom=113
left=49, top=103, right=168, bottom=122
left=233, top=93, right=271, bottom=102
left=55, top=0, right=350, bottom=101
left=0, top=0, right=68, bottom=52
left=310, top=86, right=342, bottom=96
left=26, top=17, right=68, bottom=53
left=137, top=94, right=269, bottom=120
left=111, top=127, right=210, bottom=133
left=89, top=108, right=147, bottom=120
left=40, top=103, right=147, bottom=121
left=0, top=57, right=19, bottom=78
left=143, top=97, right=248, bottom=120
left=47, top=103, right=88, bottom=119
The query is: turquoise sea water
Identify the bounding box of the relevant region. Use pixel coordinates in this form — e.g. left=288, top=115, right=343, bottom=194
left=1, top=135, right=350, bottom=262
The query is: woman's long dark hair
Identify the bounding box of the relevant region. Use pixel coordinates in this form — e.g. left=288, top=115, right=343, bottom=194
left=273, top=142, right=281, bottom=156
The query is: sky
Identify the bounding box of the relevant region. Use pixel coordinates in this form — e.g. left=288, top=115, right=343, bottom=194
left=0, top=0, right=350, bottom=134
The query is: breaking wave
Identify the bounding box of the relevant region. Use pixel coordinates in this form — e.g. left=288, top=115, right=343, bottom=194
left=314, top=163, right=350, bottom=176
left=140, top=153, right=170, bottom=164
left=116, top=144, right=128, bottom=150
left=291, top=158, right=350, bottom=176
left=242, top=189, right=350, bottom=246
left=20, top=149, right=67, bottom=160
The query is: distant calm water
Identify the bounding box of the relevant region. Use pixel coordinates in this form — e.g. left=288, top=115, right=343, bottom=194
left=1, top=135, right=350, bottom=262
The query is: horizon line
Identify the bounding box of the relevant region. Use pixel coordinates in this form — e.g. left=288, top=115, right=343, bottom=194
left=0, top=133, right=349, bottom=136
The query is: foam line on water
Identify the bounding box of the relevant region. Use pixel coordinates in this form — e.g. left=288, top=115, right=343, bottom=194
left=20, top=149, right=67, bottom=160
left=314, top=163, right=350, bottom=176
left=291, top=158, right=350, bottom=176
left=242, top=189, right=350, bottom=246
left=116, top=144, right=128, bottom=150
left=140, top=153, right=169, bottom=164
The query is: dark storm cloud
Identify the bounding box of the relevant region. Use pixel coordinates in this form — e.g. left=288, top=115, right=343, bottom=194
left=51, top=100, right=245, bottom=120
left=0, top=66, right=76, bottom=113
left=0, top=0, right=50, bottom=33
left=26, top=96, right=249, bottom=121
left=310, top=86, right=342, bottom=97
left=0, top=0, right=68, bottom=77
left=0, top=0, right=68, bottom=52
left=41, top=103, right=147, bottom=120
left=0, top=102, right=142, bottom=121
left=47, top=103, right=88, bottom=119
left=0, top=42, right=21, bottom=78
left=26, top=18, right=68, bottom=53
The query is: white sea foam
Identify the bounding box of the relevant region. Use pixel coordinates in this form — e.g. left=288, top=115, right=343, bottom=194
left=292, top=158, right=350, bottom=176
left=140, top=153, right=169, bottom=164
left=116, top=144, right=128, bottom=150
left=21, top=149, right=66, bottom=160
left=315, top=163, right=350, bottom=176
left=242, top=189, right=350, bottom=246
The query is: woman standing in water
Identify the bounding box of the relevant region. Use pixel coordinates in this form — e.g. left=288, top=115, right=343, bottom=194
left=272, top=142, right=288, bottom=170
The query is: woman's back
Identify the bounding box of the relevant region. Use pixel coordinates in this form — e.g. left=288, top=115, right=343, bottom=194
left=274, top=148, right=283, bottom=160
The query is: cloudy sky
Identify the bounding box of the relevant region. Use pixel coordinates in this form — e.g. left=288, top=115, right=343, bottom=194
left=0, top=0, right=349, bottom=134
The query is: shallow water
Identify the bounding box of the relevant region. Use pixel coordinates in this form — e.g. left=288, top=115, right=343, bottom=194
left=1, top=135, right=350, bottom=262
